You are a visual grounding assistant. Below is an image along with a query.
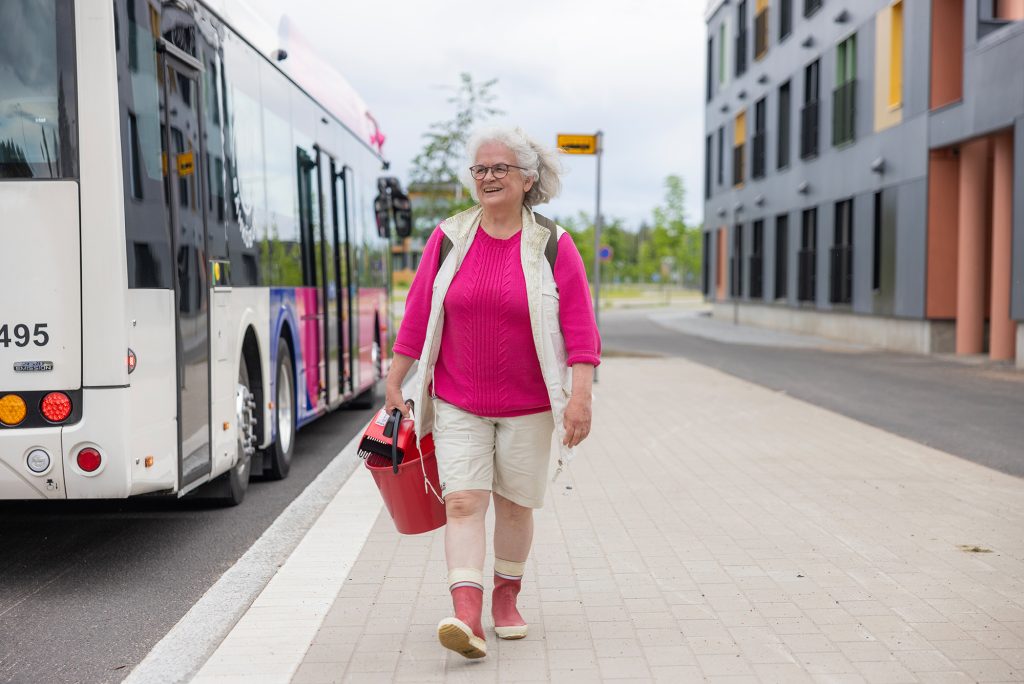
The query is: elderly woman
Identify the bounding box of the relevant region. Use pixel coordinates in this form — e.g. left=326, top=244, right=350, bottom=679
left=384, top=126, right=600, bottom=659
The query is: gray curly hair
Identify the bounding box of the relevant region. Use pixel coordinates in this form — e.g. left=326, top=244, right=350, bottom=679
left=460, top=126, right=563, bottom=207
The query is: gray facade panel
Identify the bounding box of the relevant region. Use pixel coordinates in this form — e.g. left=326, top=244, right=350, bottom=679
left=852, top=191, right=875, bottom=314
left=905, top=0, right=932, bottom=119
left=893, top=178, right=928, bottom=319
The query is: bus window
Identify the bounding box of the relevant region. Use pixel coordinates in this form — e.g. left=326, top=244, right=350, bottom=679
left=0, top=0, right=78, bottom=179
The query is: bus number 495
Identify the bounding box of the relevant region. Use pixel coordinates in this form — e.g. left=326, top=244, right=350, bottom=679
left=0, top=324, right=49, bottom=348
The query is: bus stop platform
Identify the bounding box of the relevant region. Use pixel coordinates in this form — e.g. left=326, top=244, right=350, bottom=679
left=190, top=356, right=1024, bottom=683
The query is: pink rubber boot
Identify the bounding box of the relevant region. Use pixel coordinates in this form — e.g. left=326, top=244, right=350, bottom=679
left=492, top=559, right=528, bottom=639
left=438, top=570, right=487, bottom=658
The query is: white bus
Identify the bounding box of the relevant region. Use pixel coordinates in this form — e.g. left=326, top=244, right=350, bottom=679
left=0, top=0, right=411, bottom=504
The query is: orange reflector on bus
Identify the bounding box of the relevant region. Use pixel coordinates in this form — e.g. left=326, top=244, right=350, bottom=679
left=0, top=394, right=27, bottom=426
left=40, top=392, right=72, bottom=423
left=145, top=456, right=154, bottom=468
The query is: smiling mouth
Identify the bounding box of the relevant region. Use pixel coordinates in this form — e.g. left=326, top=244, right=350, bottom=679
left=483, top=187, right=502, bottom=194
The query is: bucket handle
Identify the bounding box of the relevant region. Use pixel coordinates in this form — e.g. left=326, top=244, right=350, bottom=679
left=385, top=408, right=403, bottom=474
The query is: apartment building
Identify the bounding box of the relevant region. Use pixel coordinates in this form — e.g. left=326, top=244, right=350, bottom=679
left=701, top=0, right=1024, bottom=368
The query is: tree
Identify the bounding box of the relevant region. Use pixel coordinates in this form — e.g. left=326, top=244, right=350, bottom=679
left=650, top=175, right=701, bottom=288
left=409, top=73, right=503, bottom=235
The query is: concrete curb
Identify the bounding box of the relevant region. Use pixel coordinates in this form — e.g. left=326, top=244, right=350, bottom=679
left=122, top=429, right=366, bottom=684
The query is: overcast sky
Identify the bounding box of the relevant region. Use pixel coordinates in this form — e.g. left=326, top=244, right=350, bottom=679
left=243, top=0, right=707, bottom=229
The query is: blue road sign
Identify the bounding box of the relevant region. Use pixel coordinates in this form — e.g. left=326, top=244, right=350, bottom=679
left=599, top=245, right=612, bottom=261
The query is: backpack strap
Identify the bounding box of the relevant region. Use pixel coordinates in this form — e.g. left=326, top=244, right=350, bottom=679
left=437, top=213, right=559, bottom=271
left=532, top=212, right=560, bottom=272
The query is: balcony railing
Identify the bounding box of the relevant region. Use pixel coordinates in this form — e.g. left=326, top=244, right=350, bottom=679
left=800, top=100, right=820, bottom=159
left=829, top=244, right=853, bottom=304
left=755, top=9, right=769, bottom=58
left=752, top=132, right=766, bottom=179
left=797, top=248, right=816, bottom=302
left=735, top=30, right=748, bottom=77
left=733, top=143, right=745, bottom=186
left=749, top=254, right=764, bottom=299
left=832, top=80, right=856, bottom=146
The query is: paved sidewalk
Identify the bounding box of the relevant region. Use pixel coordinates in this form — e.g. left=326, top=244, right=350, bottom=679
left=197, top=357, right=1024, bottom=683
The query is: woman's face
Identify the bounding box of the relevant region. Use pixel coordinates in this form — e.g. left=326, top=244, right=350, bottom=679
left=473, top=141, right=533, bottom=212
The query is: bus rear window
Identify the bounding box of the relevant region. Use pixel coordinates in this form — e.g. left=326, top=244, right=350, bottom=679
left=0, top=0, right=78, bottom=179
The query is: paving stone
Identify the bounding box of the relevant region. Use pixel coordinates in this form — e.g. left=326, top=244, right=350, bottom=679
left=186, top=357, right=1024, bottom=683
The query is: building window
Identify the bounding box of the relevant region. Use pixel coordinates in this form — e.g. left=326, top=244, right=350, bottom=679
left=750, top=219, right=765, bottom=298
left=705, top=134, right=713, bottom=199
left=889, top=1, right=903, bottom=108
left=731, top=224, right=745, bottom=297
left=777, top=80, right=791, bottom=169
left=798, top=208, right=817, bottom=302
left=736, top=1, right=749, bottom=77
left=805, top=0, right=823, bottom=18
left=800, top=60, right=820, bottom=159
left=833, top=34, right=857, bottom=146
left=755, top=0, right=770, bottom=59
left=707, top=36, right=715, bottom=102
left=719, top=21, right=729, bottom=86
left=127, top=112, right=143, bottom=199
left=872, top=191, right=882, bottom=291
left=831, top=199, right=853, bottom=304
left=780, top=0, right=793, bottom=40
left=930, top=0, right=964, bottom=109
left=752, top=97, right=767, bottom=179
left=733, top=111, right=747, bottom=187
left=775, top=214, right=789, bottom=299
left=717, top=126, right=724, bottom=186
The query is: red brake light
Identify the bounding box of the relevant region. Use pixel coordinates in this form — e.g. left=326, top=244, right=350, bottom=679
left=77, top=447, right=102, bottom=473
left=40, top=392, right=72, bottom=423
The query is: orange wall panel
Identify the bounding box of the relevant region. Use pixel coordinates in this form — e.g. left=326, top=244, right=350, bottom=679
left=927, top=150, right=960, bottom=318
left=930, top=0, right=964, bottom=109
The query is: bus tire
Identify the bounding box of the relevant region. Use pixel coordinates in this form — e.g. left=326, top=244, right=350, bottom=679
left=265, top=337, right=296, bottom=480
left=201, top=358, right=255, bottom=506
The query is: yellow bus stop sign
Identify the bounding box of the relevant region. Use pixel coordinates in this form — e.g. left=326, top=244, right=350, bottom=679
left=557, top=134, right=598, bottom=155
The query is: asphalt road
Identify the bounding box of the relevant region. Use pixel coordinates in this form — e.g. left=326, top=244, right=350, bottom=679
left=0, top=400, right=376, bottom=684
left=600, top=307, right=1024, bottom=478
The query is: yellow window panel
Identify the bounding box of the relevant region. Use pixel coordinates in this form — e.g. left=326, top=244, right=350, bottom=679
left=889, top=1, right=903, bottom=108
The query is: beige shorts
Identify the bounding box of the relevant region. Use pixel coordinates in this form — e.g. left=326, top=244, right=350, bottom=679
left=432, top=399, right=555, bottom=509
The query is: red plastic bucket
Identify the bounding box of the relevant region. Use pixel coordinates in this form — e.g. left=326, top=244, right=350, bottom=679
left=362, top=410, right=446, bottom=535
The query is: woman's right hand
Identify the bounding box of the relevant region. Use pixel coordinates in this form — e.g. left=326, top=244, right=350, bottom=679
left=384, top=385, right=410, bottom=418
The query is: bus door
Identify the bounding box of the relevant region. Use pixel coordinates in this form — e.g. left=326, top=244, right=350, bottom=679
left=159, top=43, right=211, bottom=490
left=334, top=167, right=355, bottom=398
left=296, top=149, right=326, bottom=411
left=316, top=151, right=344, bottom=406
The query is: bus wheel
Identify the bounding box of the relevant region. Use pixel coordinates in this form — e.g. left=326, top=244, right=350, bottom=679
left=265, top=338, right=295, bottom=480
left=204, top=359, right=255, bottom=506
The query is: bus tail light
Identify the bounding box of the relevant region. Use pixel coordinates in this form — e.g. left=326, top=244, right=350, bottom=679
left=0, top=394, right=27, bottom=426
left=40, top=392, right=72, bottom=423
left=77, top=447, right=102, bottom=473
left=127, top=348, right=137, bottom=374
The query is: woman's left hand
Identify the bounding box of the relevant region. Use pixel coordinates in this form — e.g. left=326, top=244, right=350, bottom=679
left=562, top=394, right=592, bottom=448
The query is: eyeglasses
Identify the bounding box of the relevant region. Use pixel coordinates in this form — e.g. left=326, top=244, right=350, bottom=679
left=469, top=163, right=528, bottom=180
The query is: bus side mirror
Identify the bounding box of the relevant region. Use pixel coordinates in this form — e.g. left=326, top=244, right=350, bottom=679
left=373, top=193, right=391, bottom=238
left=392, top=192, right=412, bottom=238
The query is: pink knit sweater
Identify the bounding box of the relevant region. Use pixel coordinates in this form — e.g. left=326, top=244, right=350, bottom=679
left=393, top=225, right=601, bottom=417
